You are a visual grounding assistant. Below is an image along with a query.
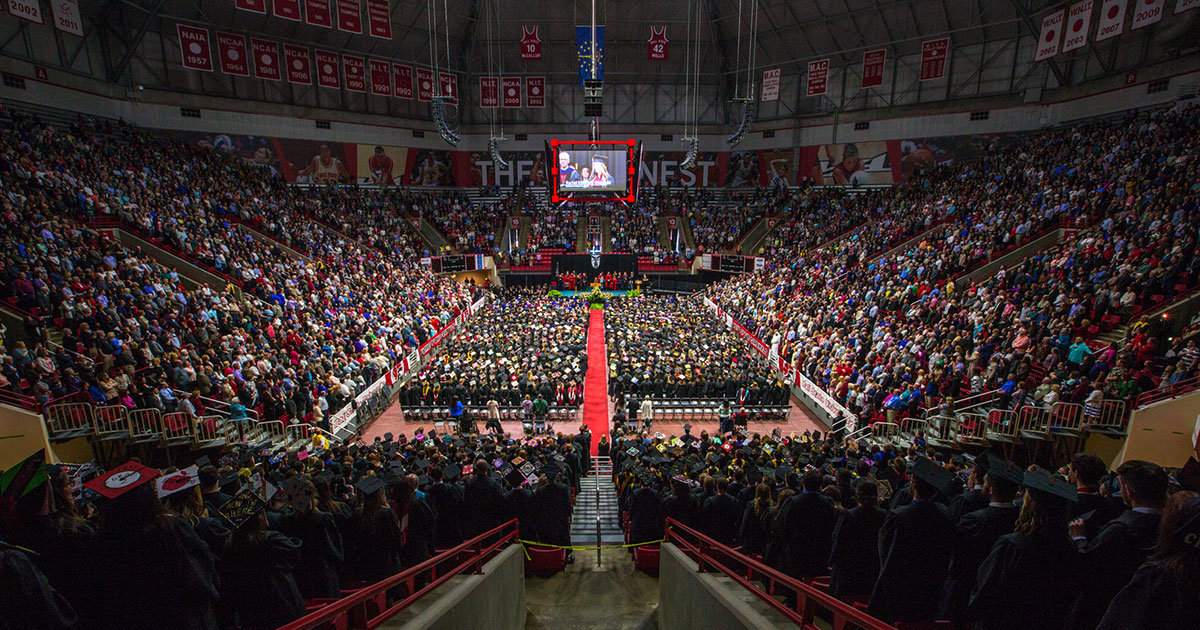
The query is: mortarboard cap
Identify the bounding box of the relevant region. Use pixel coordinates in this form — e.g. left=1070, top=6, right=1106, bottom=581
left=444, top=464, right=461, bottom=481
left=1024, top=468, right=1077, bottom=502
left=911, top=457, right=951, bottom=494
left=218, top=488, right=267, bottom=528
left=415, top=459, right=432, bottom=470
left=280, top=475, right=317, bottom=511
left=85, top=461, right=160, bottom=500
left=986, top=458, right=1025, bottom=486
left=355, top=476, right=387, bottom=496
left=155, top=466, right=200, bottom=499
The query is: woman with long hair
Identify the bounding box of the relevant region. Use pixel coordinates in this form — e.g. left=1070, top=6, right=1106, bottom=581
left=277, top=476, right=344, bottom=599
left=738, top=483, right=774, bottom=557
left=344, top=476, right=403, bottom=584
left=222, top=508, right=305, bottom=630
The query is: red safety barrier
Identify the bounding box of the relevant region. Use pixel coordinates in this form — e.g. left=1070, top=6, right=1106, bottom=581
left=276, top=519, right=520, bottom=630
left=664, top=519, right=896, bottom=630
left=1135, top=374, right=1200, bottom=409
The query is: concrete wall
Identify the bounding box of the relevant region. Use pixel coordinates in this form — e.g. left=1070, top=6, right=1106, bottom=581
left=381, top=544, right=526, bottom=630
left=658, top=543, right=792, bottom=630
left=115, top=229, right=232, bottom=293
left=1112, top=391, right=1200, bottom=470
left=959, top=228, right=1065, bottom=283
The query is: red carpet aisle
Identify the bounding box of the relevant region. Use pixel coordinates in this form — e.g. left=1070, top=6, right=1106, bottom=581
left=582, top=308, right=609, bottom=455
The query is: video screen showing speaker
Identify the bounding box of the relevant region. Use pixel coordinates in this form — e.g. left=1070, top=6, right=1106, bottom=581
left=549, top=139, right=641, bottom=203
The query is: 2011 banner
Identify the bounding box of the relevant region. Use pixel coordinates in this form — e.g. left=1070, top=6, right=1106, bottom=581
left=51, top=0, right=83, bottom=36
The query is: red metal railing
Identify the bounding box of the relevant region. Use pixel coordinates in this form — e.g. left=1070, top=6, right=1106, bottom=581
left=1135, top=374, right=1200, bottom=409
left=276, top=519, right=520, bottom=630
left=664, top=519, right=895, bottom=630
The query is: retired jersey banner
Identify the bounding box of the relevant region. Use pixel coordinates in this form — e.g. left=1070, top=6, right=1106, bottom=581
left=648, top=26, right=668, bottom=60
left=305, top=0, right=332, bottom=27
left=51, top=1, right=83, bottom=36
left=344, top=55, right=367, bottom=92
left=416, top=68, right=434, bottom=101
left=315, top=50, right=340, bottom=88
left=920, top=38, right=950, bottom=80
left=284, top=44, right=312, bottom=83
left=273, top=0, right=303, bottom=21
left=366, top=0, right=392, bottom=38
left=439, top=72, right=458, bottom=104
left=502, top=76, right=522, bottom=107
left=480, top=76, right=499, bottom=107
left=1131, top=0, right=1164, bottom=28
left=1096, top=0, right=1128, bottom=41
left=1034, top=9, right=1065, bottom=61
left=216, top=33, right=250, bottom=76
left=761, top=68, right=781, bottom=102
left=861, top=49, right=886, bottom=89
left=236, top=0, right=268, bottom=13
left=336, top=0, right=362, bottom=33
left=369, top=59, right=390, bottom=95
left=252, top=39, right=282, bottom=80
left=521, top=25, right=542, bottom=60
left=806, top=59, right=829, bottom=97
left=526, top=76, right=546, bottom=107
left=6, top=0, right=43, bottom=23
left=1179, top=0, right=1200, bottom=13
left=1061, top=1, right=1094, bottom=52
left=393, top=63, right=413, bottom=98
left=177, top=25, right=214, bottom=72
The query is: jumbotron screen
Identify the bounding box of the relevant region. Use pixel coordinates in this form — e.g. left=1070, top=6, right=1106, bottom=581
left=549, top=139, right=639, bottom=203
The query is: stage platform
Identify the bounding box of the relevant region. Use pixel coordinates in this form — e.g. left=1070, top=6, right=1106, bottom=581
left=557, top=289, right=632, bottom=297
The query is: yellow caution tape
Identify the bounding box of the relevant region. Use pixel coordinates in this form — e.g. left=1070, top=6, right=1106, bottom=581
left=517, top=538, right=665, bottom=553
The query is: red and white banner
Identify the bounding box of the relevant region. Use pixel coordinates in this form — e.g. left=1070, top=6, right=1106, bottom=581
left=920, top=38, right=950, bottom=80
left=305, top=0, right=332, bottom=27
left=236, top=0, right=268, bottom=13
left=480, top=76, right=500, bottom=107
left=806, top=59, right=829, bottom=97
left=526, top=76, right=545, bottom=108
left=501, top=76, right=522, bottom=107
left=393, top=63, right=413, bottom=98
left=273, top=0, right=303, bottom=21
left=520, top=25, right=542, bottom=60
left=367, top=0, right=392, bottom=38
left=1096, top=0, right=1128, bottom=41
left=369, top=59, right=390, bottom=95
left=343, top=54, right=366, bottom=92
left=416, top=68, right=434, bottom=101
left=1034, top=9, right=1066, bottom=61
left=283, top=44, right=312, bottom=84
left=336, top=0, right=362, bottom=33
left=861, top=49, right=885, bottom=89
left=315, top=49, right=340, bottom=88
left=761, top=68, right=781, bottom=102
left=1061, top=1, right=1094, bottom=52
left=177, top=25, right=214, bottom=72
left=1179, top=0, right=1200, bottom=13
left=216, top=32, right=250, bottom=76
left=251, top=38, right=282, bottom=80
left=1131, top=0, right=1164, bottom=28
left=647, top=26, right=668, bottom=61
left=6, top=0, right=43, bottom=23
left=438, top=71, right=458, bottom=104
left=51, top=1, right=83, bottom=36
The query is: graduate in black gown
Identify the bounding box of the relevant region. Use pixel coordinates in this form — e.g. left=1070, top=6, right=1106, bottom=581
left=662, top=477, right=702, bottom=530
left=425, top=467, right=465, bottom=549
left=701, top=477, right=742, bottom=545
left=531, top=468, right=573, bottom=551
left=462, top=461, right=506, bottom=538
left=277, top=476, right=344, bottom=599
left=627, top=474, right=666, bottom=545
left=394, top=477, right=436, bottom=568
left=222, top=504, right=306, bottom=630
left=345, top=476, right=403, bottom=584
left=828, top=480, right=886, bottom=603
left=948, top=454, right=990, bottom=523
left=777, top=469, right=838, bottom=580
left=738, top=483, right=775, bottom=558
left=964, top=468, right=1080, bottom=630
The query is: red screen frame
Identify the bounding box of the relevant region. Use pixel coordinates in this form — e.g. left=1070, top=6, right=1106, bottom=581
left=549, top=139, right=638, bottom=203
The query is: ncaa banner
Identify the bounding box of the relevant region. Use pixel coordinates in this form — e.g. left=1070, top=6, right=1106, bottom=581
left=305, top=0, right=333, bottom=28
left=1033, top=9, right=1065, bottom=61
left=51, top=1, right=84, bottom=37
left=806, top=59, right=829, bottom=97
left=502, top=76, right=522, bottom=107
left=526, top=77, right=546, bottom=107
left=251, top=39, right=282, bottom=80
left=1061, top=1, right=1094, bottom=53
left=216, top=32, right=250, bottom=76
left=393, top=63, right=413, bottom=98
left=1131, top=0, right=1164, bottom=28
left=177, top=25, right=214, bottom=72
left=343, top=55, right=367, bottom=92
left=283, top=44, right=312, bottom=84
left=480, top=76, right=500, bottom=107
left=369, top=59, right=391, bottom=96
left=416, top=67, right=434, bottom=101
left=274, top=0, right=303, bottom=21
left=521, top=25, right=542, bottom=60
left=367, top=0, right=392, bottom=38
left=861, top=49, right=886, bottom=89
left=235, top=0, right=267, bottom=13
left=315, top=50, right=341, bottom=88
left=438, top=72, right=459, bottom=104
left=336, top=0, right=363, bottom=33
left=1095, top=0, right=1128, bottom=41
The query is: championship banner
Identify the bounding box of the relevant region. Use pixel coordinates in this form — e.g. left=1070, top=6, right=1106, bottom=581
left=393, top=63, right=413, bottom=98
left=344, top=54, right=367, bottom=92
left=1061, top=1, right=1094, bottom=53
left=6, top=0, right=43, bottom=23
left=502, top=76, right=522, bottom=107
left=920, top=38, right=950, bottom=80
left=761, top=68, right=781, bottom=101
left=284, top=44, right=312, bottom=84
left=252, top=39, right=282, bottom=80
left=315, top=50, right=340, bottom=88
left=861, top=49, right=885, bottom=89
left=305, top=0, right=332, bottom=28
left=1180, top=0, right=1200, bottom=13
left=367, top=0, right=392, bottom=38
left=216, top=32, right=250, bottom=76
left=51, top=1, right=83, bottom=37
left=369, top=59, right=390, bottom=95
left=177, top=25, right=214, bottom=72
left=235, top=0, right=267, bottom=13
left=480, top=76, right=499, bottom=107
left=526, top=76, right=545, bottom=107
left=1095, top=0, right=1128, bottom=41
left=647, top=26, right=668, bottom=60
left=416, top=68, right=434, bottom=101
left=273, top=0, right=303, bottom=21
left=336, top=0, right=363, bottom=33
left=438, top=71, right=459, bottom=104
left=1034, top=9, right=1065, bottom=61
left=806, top=59, right=829, bottom=97
left=1131, top=0, right=1164, bottom=28
left=521, top=25, right=542, bottom=60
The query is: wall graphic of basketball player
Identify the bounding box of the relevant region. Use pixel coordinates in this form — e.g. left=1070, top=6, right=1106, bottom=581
left=367, top=146, right=394, bottom=187
left=296, top=144, right=350, bottom=184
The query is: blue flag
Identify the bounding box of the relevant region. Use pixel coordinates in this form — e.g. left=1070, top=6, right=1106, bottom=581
left=576, top=25, right=605, bottom=86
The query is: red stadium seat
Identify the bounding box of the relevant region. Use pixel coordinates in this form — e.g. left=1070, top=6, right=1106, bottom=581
left=525, top=545, right=566, bottom=577
left=634, top=545, right=660, bottom=575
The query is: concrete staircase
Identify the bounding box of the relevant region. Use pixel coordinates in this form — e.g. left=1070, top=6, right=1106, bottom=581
left=570, top=456, right=622, bottom=546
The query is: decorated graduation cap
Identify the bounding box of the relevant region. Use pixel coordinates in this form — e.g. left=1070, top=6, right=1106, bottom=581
left=280, top=475, right=317, bottom=511
left=0, top=449, right=48, bottom=502
left=1023, top=467, right=1077, bottom=503
left=910, top=457, right=951, bottom=495
left=155, top=466, right=200, bottom=499
left=84, top=461, right=160, bottom=500
left=218, top=488, right=267, bottom=528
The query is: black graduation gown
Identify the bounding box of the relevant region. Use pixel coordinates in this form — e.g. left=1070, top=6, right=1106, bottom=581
left=701, top=493, right=742, bottom=545
left=828, top=505, right=886, bottom=602
left=867, top=499, right=955, bottom=623
left=345, top=508, right=403, bottom=583
left=505, top=487, right=537, bottom=540
left=949, top=487, right=987, bottom=523
left=776, top=491, right=838, bottom=579
left=1096, top=561, right=1200, bottom=630
left=401, top=496, right=436, bottom=567
left=965, top=532, right=1079, bottom=630
left=462, top=475, right=506, bottom=538
left=941, top=504, right=1019, bottom=621
left=223, top=530, right=306, bottom=630
left=426, top=482, right=465, bottom=548
left=628, top=487, right=665, bottom=544
left=662, top=493, right=701, bottom=531
left=278, top=509, right=344, bottom=598
left=0, top=546, right=77, bottom=630
left=737, top=503, right=772, bottom=557
left=531, top=482, right=573, bottom=548
left=1068, top=509, right=1161, bottom=630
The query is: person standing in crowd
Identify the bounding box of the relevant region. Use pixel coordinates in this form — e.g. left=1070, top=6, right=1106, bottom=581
left=941, top=459, right=1023, bottom=620
left=701, top=477, right=741, bottom=545
left=463, top=460, right=505, bottom=537
left=778, top=470, right=838, bottom=581
left=828, top=480, right=886, bottom=603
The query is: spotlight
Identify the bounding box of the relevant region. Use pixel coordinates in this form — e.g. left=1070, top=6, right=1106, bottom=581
left=727, top=98, right=757, bottom=147
left=489, top=136, right=508, bottom=170
left=680, top=136, right=698, bottom=169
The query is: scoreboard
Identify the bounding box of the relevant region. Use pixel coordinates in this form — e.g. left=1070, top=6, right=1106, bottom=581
left=430, top=254, right=485, bottom=274
left=701, top=254, right=764, bottom=274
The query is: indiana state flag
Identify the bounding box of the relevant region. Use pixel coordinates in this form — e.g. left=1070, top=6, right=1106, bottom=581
left=576, top=25, right=605, bottom=86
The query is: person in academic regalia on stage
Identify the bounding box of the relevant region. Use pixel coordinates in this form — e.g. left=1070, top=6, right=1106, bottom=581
left=277, top=476, right=344, bottom=599
left=868, top=457, right=955, bottom=624
left=828, top=480, right=886, bottom=603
